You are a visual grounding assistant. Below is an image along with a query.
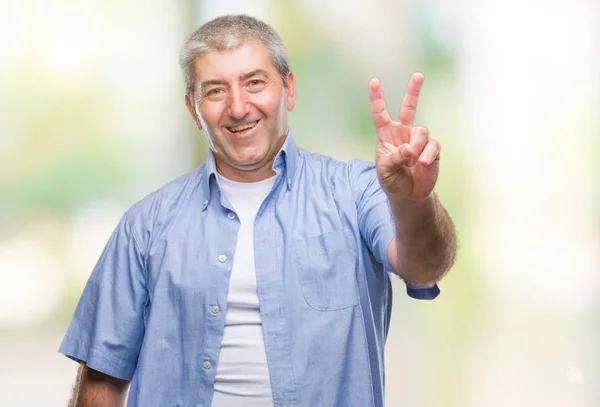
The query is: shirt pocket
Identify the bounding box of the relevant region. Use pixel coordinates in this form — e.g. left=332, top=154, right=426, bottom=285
left=293, top=229, right=359, bottom=311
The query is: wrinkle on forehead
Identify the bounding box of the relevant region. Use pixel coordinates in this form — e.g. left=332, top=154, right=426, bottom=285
left=193, top=42, right=276, bottom=96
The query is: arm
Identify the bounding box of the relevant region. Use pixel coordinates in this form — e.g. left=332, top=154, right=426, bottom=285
left=387, top=193, right=456, bottom=286
left=59, top=213, right=148, bottom=403
left=369, top=73, right=457, bottom=286
left=68, top=363, right=130, bottom=407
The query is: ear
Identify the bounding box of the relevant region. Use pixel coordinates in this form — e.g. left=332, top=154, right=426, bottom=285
left=185, top=94, right=203, bottom=130
left=285, top=71, right=296, bottom=111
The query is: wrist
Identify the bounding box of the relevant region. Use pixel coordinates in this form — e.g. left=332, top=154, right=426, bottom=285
left=388, top=192, right=436, bottom=216
left=387, top=189, right=435, bottom=205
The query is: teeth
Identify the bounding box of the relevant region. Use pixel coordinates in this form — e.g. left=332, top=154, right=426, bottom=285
left=229, top=121, right=258, bottom=133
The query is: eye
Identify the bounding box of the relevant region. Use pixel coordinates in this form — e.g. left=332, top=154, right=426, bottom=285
left=207, top=88, right=224, bottom=96
left=247, top=79, right=265, bottom=89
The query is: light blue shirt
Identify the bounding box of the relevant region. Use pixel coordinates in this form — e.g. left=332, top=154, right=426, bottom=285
left=59, top=131, right=439, bottom=407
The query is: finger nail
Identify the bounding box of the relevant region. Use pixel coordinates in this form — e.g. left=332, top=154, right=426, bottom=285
left=400, top=145, right=412, bottom=158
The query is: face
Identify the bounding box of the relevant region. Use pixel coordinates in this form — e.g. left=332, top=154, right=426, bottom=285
left=185, top=41, right=296, bottom=182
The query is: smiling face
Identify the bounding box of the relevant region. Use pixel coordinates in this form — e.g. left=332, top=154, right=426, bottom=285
left=185, top=40, right=296, bottom=182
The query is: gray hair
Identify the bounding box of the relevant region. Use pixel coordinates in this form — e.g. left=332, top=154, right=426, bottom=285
left=180, top=14, right=290, bottom=97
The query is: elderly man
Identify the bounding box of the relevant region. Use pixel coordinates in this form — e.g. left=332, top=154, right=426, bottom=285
left=60, top=14, right=456, bottom=407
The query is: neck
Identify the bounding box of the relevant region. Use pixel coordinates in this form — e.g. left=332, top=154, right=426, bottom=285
left=215, top=134, right=286, bottom=182
left=216, top=163, right=277, bottom=183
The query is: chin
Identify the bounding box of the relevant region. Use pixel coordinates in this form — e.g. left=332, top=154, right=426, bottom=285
left=227, top=151, right=264, bottom=169
left=235, top=143, right=268, bottom=161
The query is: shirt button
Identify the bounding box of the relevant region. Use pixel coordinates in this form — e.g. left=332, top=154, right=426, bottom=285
left=203, top=199, right=209, bottom=206
left=227, top=212, right=235, bottom=220
left=203, top=360, right=211, bottom=369
left=218, top=255, right=227, bottom=263
left=211, top=305, right=220, bottom=314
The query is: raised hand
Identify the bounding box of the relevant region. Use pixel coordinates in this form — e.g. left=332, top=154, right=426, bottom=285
left=369, top=73, right=440, bottom=203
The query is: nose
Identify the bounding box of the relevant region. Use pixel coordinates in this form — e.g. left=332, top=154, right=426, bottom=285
left=227, top=87, right=251, bottom=120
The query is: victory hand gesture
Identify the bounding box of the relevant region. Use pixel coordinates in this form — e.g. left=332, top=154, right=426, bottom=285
left=369, top=73, right=440, bottom=203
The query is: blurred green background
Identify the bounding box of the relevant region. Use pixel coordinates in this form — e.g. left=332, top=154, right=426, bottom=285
left=0, top=0, right=598, bottom=405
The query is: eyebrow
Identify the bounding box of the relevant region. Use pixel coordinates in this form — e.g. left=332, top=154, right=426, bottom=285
left=200, top=69, right=270, bottom=93
left=241, top=69, right=269, bottom=80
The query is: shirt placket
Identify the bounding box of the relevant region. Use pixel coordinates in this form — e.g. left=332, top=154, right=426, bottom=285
left=198, top=190, right=240, bottom=407
left=253, top=180, right=299, bottom=407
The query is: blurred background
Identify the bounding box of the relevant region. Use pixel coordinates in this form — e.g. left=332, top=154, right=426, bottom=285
left=1, top=0, right=598, bottom=405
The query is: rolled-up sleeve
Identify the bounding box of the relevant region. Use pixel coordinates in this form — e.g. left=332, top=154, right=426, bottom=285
left=59, top=212, right=148, bottom=380
left=348, top=159, right=440, bottom=300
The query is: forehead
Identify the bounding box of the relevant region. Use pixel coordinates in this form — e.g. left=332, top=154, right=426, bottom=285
left=194, top=41, right=276, bottom=82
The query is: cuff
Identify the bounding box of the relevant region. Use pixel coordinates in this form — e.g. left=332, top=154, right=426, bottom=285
left=59, top=333, right=136, bottom=380
left=405, top=282, right=441, bottom=300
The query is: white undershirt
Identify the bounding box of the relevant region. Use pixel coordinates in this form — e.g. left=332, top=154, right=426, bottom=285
left=211, top=173, right=276, bottom=407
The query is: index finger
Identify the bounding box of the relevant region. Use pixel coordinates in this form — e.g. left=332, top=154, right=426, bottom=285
left=368, top=78, right=392, bottom=130
left=398, top=73, right=424, bottom=128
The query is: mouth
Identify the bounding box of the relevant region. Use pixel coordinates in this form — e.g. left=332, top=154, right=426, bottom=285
left=226, top=120, right=259, bottom=135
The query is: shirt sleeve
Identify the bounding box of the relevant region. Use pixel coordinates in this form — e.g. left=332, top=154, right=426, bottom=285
left=58, top=212, right=148, bottom=380
left=348, top=159, right=440, bottom=300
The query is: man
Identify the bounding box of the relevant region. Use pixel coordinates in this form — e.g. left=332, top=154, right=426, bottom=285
left=60, top=14, right=456, bottom=407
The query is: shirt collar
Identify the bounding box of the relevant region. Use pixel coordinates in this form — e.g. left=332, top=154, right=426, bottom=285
left=200, top=128, right=299, bottom=210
